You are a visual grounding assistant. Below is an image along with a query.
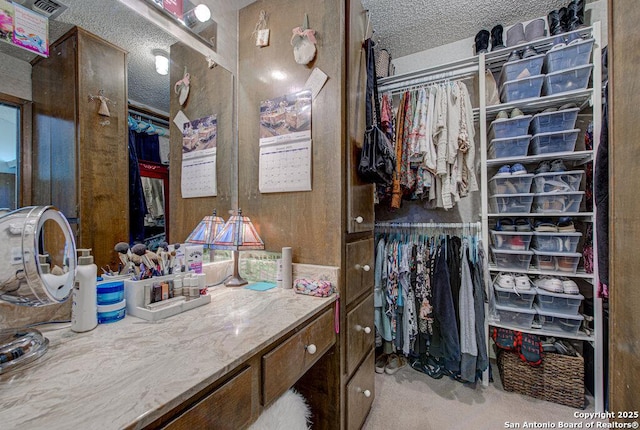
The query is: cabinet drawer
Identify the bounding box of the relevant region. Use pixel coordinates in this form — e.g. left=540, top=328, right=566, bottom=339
left=164, top=366, right=254, bottom=430
left=345, top=238, right=374, bottom=305
left=346, top=349, right=375, bottom=430
left=346, top=293, right=375, bottom=376
left=262, top=307, right=335, bottom=405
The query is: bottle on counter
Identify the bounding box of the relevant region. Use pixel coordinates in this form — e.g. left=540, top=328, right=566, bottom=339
left=71, top=249, right=98, bottom=333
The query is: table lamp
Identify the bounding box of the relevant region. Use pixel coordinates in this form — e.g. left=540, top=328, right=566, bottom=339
left=185, top=209, right=226, bottom=262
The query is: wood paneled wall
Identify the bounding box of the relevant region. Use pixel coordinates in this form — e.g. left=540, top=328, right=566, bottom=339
left=238, top=0, right=344, bottom=267
left=608, top=0, right=640, bottom=414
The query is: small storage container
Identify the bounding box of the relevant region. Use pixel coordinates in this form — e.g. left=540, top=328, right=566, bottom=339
left=490, top=230, right=534, bottom=251
left=542, top=64, right=593, bottom=96
left=97, top=299, right=126, bottom=324
left=489, top=193, right=535, bottom=214
left=532, top=231, right=582, bottom=253
left=491, top=247, right=534, bottom=271
left=500, top=75, right=545, bottom=103
left=544, top=38, right=595, bottom=73
left=499, top=54, right=545, bottom=87
left=494, top=284, right=537, bottom=309
left=533, top=170, right=584, bottom=193
left=488, top=135, right=531, bottom=159
left=494, top=303, right=537, bottom=329
left=533, top=191, right=584, bottom=213
left=532, top=249, right=582, bottom=274
left=97, top=280, right=125, bottom=305
left=530, top=107, right=580, bottom=134
left=488, top=115, right=533, bottom=141
left=489, top=173, right=534, bottom=195
left=534, top=304, right=584, bottom=334
left=535, top=287, right=584, bottom=315
left=529, top=129, right=580, bottom=155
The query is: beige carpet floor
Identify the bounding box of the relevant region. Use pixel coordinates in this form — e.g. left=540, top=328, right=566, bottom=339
left=362, top=360, right=601, bottom=430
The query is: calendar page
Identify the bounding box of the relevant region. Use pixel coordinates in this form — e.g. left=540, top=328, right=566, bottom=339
left=180, top=114, right=218, bottom=198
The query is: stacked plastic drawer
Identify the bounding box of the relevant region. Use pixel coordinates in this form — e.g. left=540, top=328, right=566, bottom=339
left=542, top=38, right=595, bottom=97
left=534, top=287, right=585, bottom=334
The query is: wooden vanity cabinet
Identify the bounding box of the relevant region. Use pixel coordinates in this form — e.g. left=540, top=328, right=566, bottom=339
left=31, top=27, right=128, bottom=270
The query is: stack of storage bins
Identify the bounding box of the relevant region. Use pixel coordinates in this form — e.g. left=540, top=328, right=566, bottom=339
left=534, top=288, right=585, bottom=335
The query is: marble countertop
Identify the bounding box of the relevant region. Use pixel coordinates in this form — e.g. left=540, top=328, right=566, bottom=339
left=0, top=285, right=337, bottom=430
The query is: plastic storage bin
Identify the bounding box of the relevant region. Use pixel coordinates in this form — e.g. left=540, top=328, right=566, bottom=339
left=488, top=115, right=533, bottom=141
left=500, top=75, right=544, bottom=103
left=489, top=193, right=534, bottom=214
left=499, top=54, right=544, bottom=86
left=533, top=170, right=584, bottom=193
left=494, top=284, right=536, bottom=309
left=494, top=303, right=537, bottom=329
left=532, top=249, right=582, bottom=273
left=535, top=288, right=584, bottom=315
left=489, top=173, right=534, bottom=195
left=534, top=304, right=584, bottom=334
left=533, top=191, right=584, bottom=213
left=97, top=280, right=125, bottom=305
left=530, top=108, right=580, bottom=134
left=529, top=129, right=580, bottom=155
left=491, top=247, right=534, bottom=270
left=488, top=135, right=531, bottom=159
left=490, top=230, right=534, bottom=251
left=532, top=231, right=582, bottom=253
left=543, top=64, right=593, bottom=96
left=97, top=299, right=126, bottom=324
left=544, top=38, right=595, bottom=73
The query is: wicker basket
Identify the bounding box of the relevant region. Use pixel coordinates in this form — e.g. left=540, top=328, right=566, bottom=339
left=497, top=349, right=585, bottom=409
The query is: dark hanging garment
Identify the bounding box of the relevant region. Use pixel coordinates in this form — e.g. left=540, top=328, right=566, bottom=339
left=447, top=235, right=462, bottom=329
left=129, top=130, right=147, bottom=244
left=134, top=131, right=161, bottom=163
left=595, top=47, right=609, bottom=297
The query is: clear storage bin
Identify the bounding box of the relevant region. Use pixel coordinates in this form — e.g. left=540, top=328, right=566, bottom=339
left=495, top=303, right=537, bottom=329
left=533, top=170, right=584, bottom=193
left=532, top=231, right=582, bottom=253
left=530, top=108, right=580, bottom=134
left=499, top=54, right=544, bottom=87
left=535, top=288, right=584, bottom=315
left=488, top=115, right=533, bottom=140
left=544, top=38, right=595, bottom=73
left=489, top=173, right=534, bottom=194
left=488, top=135, right=531, bottom=159
left=500, top=75, right=545, bottom=103
left=489, top=193, right=535, bottom=214
left=490, top=230, right=534, bottom=251
left=533, top=191, right=584, bottom=213
left=532, top=249, right=582, bottom=274
left=491, top=247, right=534, bottom=270
left=494, top=284, right=537, bottom=309
left=534, top=304, right=584, bottom=334
left=543, top=64, right=593, bottom=96
left=529, top=129, right=580, bottom=155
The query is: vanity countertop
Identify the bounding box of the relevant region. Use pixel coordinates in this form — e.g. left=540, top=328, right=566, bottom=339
left=0, top=285, right=337, bottom=430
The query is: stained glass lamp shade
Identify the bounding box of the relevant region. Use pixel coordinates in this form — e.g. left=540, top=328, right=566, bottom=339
left=185, top=210, right=226, bottom=248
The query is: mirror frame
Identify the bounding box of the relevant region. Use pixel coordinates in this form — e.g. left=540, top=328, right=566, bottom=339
left=0, top=92, right=31, bottom=209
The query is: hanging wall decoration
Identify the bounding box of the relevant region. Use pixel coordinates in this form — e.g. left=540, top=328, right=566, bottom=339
left=88, top=89, right=114, bottom=117
left=291, top=14, right=316, bottom=65
left=252, top=10, right=269, bottom=47
left=174, top=66, right=191, bottom=106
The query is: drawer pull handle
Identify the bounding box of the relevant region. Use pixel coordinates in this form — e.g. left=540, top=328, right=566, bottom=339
left=355, top=264, right=371, bottom=272
left=355, top=324, right=371, bottom=334
left=363, top=389, right=371, bottom=398
left=354, top=216, right=364, bottom=224
left=305, top=344, right=317, bottom=355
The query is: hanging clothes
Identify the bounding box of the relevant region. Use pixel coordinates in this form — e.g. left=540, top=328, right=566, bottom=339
left=128, top=130, right=147, bottom=244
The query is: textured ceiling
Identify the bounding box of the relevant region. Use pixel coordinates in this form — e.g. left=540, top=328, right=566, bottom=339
left=361, top=0, right=571, bottom=59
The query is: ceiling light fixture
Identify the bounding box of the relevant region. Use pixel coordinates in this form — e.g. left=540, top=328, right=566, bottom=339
left=153, top=49, right=169, bottom=75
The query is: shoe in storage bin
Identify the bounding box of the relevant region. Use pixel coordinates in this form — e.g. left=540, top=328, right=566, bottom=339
left=529, top=129, right=580, bottom=155
left=489, top=173, right=534, bottom=194
left=489, top=193, right=534, bottom=214
left=533, top=170, right=584, bottom=193
left=532, top=249, right=582, bottom=273
left=544, top=38, right=595, bottom=73
left=490, top=230, right=534, bottom=251
left=491, top=247, right=534, bottom=270
left=542, top=64, right=593, bottom=96
left=494, top=284, right=536, bottom=309
left=532, top=231, right=582, bottom=253
left=500, top=75, right=544, bottom=103
left=488, top=115, right=533, bottom=140
left=535, top=287, right=584, bottom=315
left=494, top=303, right=536, bottom=329
left=530, top=107, right=580, bottom=134
left=534, top=304, right=584, bottom=334
left=488, top=135, right=531, bottom=159
left=533, top=191, right=584, bottom=213
left=499, top=54, right=544, bottom=87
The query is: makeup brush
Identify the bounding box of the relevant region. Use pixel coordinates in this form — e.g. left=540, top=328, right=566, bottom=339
left=131, top=243, right=155, bottom=274
left=114, top=242, right=134, bottom=274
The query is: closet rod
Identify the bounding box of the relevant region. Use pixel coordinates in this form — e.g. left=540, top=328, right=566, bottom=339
left=128, top=105, right=170, bottom=127
left=375, top=221, right=481, bottom=230
left=379, top=65, right=478, bottom=95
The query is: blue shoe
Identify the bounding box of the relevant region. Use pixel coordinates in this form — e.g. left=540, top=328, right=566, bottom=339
left=496, top=165, right=511, bottom=176
left=511, top=163, right=527, bottom=175
left=514, top=218, right=532, bottom=232
left=495, top=218, right=515, bottom=231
